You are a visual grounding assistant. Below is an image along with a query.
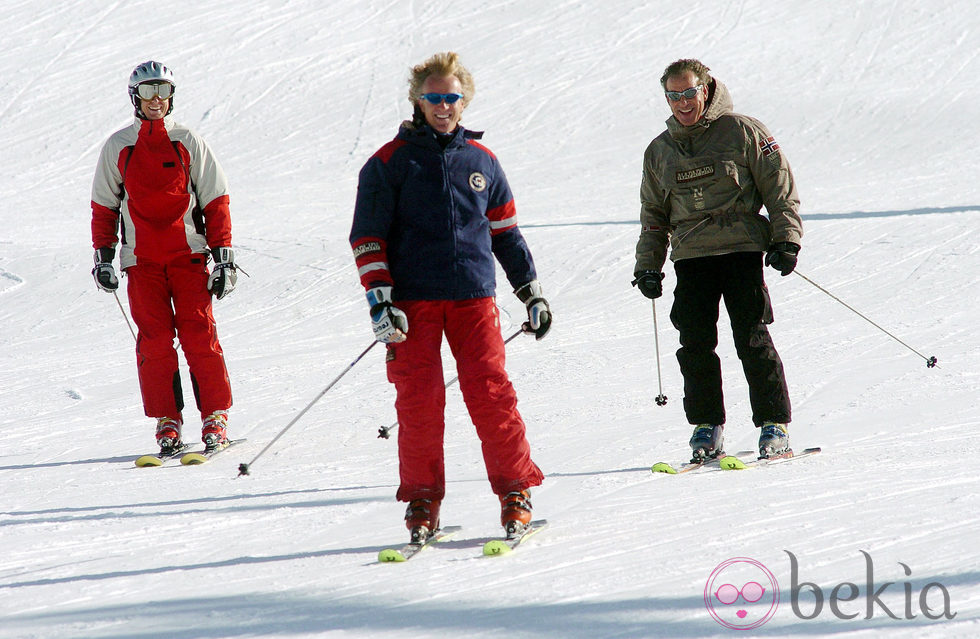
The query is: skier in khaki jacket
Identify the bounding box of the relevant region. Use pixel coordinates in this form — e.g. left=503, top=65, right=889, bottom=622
left=632, top=58, right=803, bottom=462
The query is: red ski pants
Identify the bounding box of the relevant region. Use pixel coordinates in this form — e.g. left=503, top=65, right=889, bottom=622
left=387, top=298, right=543, bottom=502
left=126, top=255, right=232, bottom=423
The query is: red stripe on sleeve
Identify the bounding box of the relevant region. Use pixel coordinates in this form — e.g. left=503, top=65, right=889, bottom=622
left=351, top=236, right=393, bottom=289
left=487, top=199, right=518, bottom=236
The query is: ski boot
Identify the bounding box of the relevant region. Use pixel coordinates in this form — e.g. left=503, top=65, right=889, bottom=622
left=155, top=417, right=183, bottom=455
left=689, top=424, right=724, bottom=463
left=202, top=411, right=229, bottom=451
left=500, top=489, right=533, bottom=537
left=405, top=498, right=441, bottom=543
left=758, top=422, right=790, bottom=458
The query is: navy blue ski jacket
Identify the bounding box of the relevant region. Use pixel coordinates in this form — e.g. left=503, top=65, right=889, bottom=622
left=350, top=123, right=536, bottom=301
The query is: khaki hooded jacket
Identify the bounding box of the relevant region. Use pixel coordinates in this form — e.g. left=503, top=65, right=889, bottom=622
left=634, top=77, right=803, bottom=274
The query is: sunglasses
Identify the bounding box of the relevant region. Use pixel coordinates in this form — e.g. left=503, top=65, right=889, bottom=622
left=714, top=582, right=766, bottom=605
left=420, top=92, right=463, bottom=105
left=665, top=85, right=703, bottom=101
left=135, top=82, right=175, bottom=101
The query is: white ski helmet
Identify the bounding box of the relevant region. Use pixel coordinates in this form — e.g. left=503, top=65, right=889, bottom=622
left=128, top=60, right=176, bottom=118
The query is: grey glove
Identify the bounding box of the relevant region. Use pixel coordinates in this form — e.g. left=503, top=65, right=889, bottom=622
left=367, top=285, right=408, bottom=343
left=92, top=248, right=118, bottom=292
left=515, top=280, right=552, bottom=340
left=208, top=247, right=238, bottom=299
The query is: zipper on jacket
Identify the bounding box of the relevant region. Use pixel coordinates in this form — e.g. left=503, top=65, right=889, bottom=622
left=441, top=146, right=460, bottom=297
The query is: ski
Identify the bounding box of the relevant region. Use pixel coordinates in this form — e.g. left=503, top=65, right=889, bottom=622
left=179, top=439, right=246, bottom=465
left=722, top=446, right=822, bottom=470
left=482, top=519, right=549, bottom=556
left=134, top=443, right=190, bottom=467
left=651, top=450, right=755, bottom=475
left=377, top=525, right=462, bottom=563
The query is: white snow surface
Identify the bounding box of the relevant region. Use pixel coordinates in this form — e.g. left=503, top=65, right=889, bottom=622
left=2, top=1, right=979, bottom=637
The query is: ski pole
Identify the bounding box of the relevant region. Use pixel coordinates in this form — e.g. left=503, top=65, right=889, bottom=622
left=238, top=340, right=379, bottom=476
left=793, top=270, right=938, bottom=368
left=652, top=299, right=668, bottom=406
left=113, top=290, right=138, bottom=342
left=378, top=327, right=527, bottom=439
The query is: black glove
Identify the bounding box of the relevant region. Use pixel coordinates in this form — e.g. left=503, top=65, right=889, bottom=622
left=207, top=247, right=238, bottom=299
left=632, top=270, right=664, bottom=299
left=92, top=247, right=119, bottom=292
left=765, top=242, right=800, bottom=276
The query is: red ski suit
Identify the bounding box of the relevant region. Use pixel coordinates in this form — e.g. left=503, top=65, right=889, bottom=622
left=351, top=122, right=544, bottom=501
left=91, top=115, right=232, bottom=422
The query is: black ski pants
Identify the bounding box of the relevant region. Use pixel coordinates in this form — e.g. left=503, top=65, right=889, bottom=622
left=669, top=252, right=791, bottom=427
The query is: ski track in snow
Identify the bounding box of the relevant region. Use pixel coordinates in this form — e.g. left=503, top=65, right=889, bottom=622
left=2, top=1, right=980, bottom=638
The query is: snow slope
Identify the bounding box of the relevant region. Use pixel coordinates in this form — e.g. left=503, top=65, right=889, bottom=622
left=2, top=1, right=979, bottom=637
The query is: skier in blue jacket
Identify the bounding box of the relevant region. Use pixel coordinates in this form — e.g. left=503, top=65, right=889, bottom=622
left=350, top=52, right=551, bottom=544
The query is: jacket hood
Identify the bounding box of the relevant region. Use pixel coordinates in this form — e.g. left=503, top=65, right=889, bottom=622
left=666, top=77, right=734, bottom=139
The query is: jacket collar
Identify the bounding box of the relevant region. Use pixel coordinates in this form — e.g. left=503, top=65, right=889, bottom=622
left=666, top=78, right=734, bottom=140
left=398, top=121, right=484, bottom=150
left=132, top=114, right=175, bottom=134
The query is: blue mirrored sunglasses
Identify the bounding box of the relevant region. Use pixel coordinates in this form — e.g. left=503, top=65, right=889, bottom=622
left=420, top=92, right=463, bottom=105
left=135, top=82, right=174, bottom=100
left=665, top=85, right=703, bottom=101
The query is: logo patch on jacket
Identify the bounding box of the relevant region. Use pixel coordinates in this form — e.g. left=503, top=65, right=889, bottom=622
left=352, top=241, right=382, bottom=258
left=469, top=172, right=487, bottom=192
left=676, top=165, right=714, bottom=183
left=758, top=136, right=780, bottom=157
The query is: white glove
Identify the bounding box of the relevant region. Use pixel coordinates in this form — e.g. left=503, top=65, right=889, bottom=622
left=92, top=248, right=119, bottom=292
left=207, top=247, right=237, bottom=300
left=515, top=280, right=552, bottom=340
left=367, top=286, right=408, bottom=343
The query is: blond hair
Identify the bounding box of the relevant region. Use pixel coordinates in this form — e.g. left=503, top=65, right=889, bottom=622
left=408, top=51, right=475, bottom=107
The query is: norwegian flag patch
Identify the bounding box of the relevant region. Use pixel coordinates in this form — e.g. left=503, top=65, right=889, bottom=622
left=759, top=136, right=780, bottom=157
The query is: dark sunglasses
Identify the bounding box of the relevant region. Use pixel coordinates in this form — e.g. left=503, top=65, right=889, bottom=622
left=135, top=82, right=175, bottom=101
left=665, top=85, right=703, bottom=101
left=420, top=92, right=463, bottom=105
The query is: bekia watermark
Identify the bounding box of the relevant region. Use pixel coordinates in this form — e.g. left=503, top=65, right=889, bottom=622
left=787, top=550, right=956, bottom=621
left=706, top=551, right=956, bottom=629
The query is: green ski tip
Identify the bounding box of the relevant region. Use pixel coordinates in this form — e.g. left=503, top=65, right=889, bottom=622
left=483, top=540, right=513, bottom=556
left=134, top=455, right=164, bottom=467
left=378, top=549, right=407, bottom=563
left=719, top=456, right=747, bottom=470
left=180, top=453, right=210, bottom=465
left=651, top=462, right=677, bottom=474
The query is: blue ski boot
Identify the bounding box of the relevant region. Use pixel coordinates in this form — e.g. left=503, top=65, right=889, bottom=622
left=758, top=422, right=790, bottom=458
left=689, top=424, right=724, bottom=463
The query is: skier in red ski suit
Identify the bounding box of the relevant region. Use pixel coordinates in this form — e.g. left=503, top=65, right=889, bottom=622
left=90, top=61, right=238, bottom=453
left=350, top=52, right=552, bottom=540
